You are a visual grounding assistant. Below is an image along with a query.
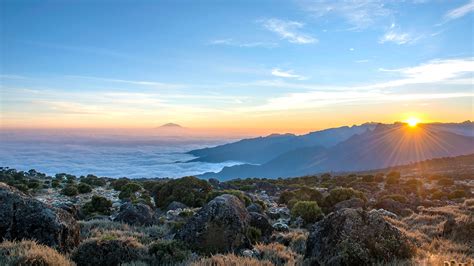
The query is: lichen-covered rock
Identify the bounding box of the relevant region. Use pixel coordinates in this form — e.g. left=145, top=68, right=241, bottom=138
left=247, top=203, right=263, bottom=213
left=305, top=208, right=415, bottom=265
left=175, top=194, right=251, bottom=254
left=249, top=212, right=273, bottom=241
left=374, top=198, right=410, bottom=216
left=114, top=202, right=154, bottom=226
left=0, top=183, right=80, bottom=252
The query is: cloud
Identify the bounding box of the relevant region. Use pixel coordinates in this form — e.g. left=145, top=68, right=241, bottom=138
left=209, top=39, right=278, bottom=48
left=260, top=18, right=317, bottom=44
left=379, top=24, right=420, bottom=45
left=371, top=58, right=474, bottom=89
left=271, top=68, right=307, bottom=80
left=299, top=0, right=391, bottom=29
left=444, top=0, right=474, bottom=21
left=64, top=75, right=185, bottom=90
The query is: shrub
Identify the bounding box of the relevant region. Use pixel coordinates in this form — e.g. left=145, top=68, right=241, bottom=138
left=154, top=176, right=212, bottom=208
left=254, top=243, right=298, bottom=265
left=148, top=240, right=190, bottom=263
left=246, top=226, right=262, bottom=244
left=80, top=174, right=107, bottom=187
left=431, top=190, right=447, bottom=200
left=323, top=187, right=366, bottom=209
left=71, top=237, right=146, bottom=266
left=51, top=179, right=61, bottom=188
left=438, top=178, right=455, bottom=186
left=12, top=183, right=28, bottom=192
left=61, top=184, right=79, bottom=196
left=111, top=178, right=130, bottom=191
left=361, top=175, right=374, bottom=182
left=381, top=194, right=408, bottom=204
left=207, top=189, right=251, bottom=206
left=192, top=254, right=273, bottom=266
left=278, top=187, right=323, bottom=205
left=386, top=171, right=401, bottom=185
left=82, top=195, right=112, bottom=216
left=291, top=201, right=323, bottom=225
left=0, top=240, right=74, bottom=266
left=77, top=183, right=92, bottom=194
left=448, top=190, right=467, bottom=200
left=374, top=173, right=385, bottom=182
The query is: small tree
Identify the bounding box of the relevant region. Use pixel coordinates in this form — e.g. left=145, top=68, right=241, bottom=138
left=77, top=183, right=92, bottom=194
left=82, top=195, right=112, bottom=216
left=61, top=185, right=79, bottom=196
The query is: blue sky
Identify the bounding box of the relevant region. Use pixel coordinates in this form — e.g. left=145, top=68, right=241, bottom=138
left=1, top=0, right=473, bottom=132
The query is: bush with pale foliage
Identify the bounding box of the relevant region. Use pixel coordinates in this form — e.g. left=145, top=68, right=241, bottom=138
left=0, top=240, right=74, bottom=266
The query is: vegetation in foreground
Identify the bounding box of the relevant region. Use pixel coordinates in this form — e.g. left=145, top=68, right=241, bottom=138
left=0, top=154, right=473, bottom=265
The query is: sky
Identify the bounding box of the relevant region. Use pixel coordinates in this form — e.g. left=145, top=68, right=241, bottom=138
left=1, top=0, right=473, bottom=134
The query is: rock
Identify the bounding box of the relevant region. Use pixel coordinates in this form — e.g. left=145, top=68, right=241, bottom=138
left=166, top=201, right=188, bottom=211
left=374, top=199, right=410, bottom=216
left=175, top=194, right=251, bottom=254
left=334, top=198, right=365, bottom=211
left=291, top=217, right=304, bottom=228
left=266, top=206, right=290, bottom=220
left=374, top=208, right=398, bottom=219
left=241, top=249, right=256, bottom=258
left=114, top=202, right=154, bottom=226
left=249, top=212, right=273, bottom=241
left=305, top=208, right=415, bottom=265
left=247, top=203, right=263, bottom=213
left=0, top=183, right=80, bottom=252
left=272, top=221, right=289, bottom=232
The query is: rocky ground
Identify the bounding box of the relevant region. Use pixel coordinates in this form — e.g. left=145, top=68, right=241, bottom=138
left=0, top=165, right=473, bottom=265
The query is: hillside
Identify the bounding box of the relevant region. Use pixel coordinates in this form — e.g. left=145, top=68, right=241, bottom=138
left=201, top=123, right=474, bottom=180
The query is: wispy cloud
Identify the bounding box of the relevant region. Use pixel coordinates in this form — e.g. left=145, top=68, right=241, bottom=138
left=260, top=18, right=317, bottom=44
left=209, top=38, right=278, bottom=48
left=271, top=68, right=307, bottom=80
left=444, top=0, right=474, bottom=22
left=379, top=24, right=420, bottom=45
left=64, top=75, right=185, bottom=90
left=299, top=0, right=391, bottom=30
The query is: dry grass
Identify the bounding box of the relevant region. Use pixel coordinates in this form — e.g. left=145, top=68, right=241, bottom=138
left=385, top=202, right=474, bottom=265
left=192, top=253, right=273, bottom=266
left=254, top=242, right=301, bottom=265
left=0, top=240, right=75, bottom=266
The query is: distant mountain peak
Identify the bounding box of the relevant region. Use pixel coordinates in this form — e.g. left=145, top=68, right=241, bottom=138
left=158, top=123, right=182, bottom=128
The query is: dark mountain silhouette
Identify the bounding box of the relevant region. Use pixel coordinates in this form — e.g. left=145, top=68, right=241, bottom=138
left=200, top=123, right=474, bottom=180
left=187, top=123, right=378, bottom=164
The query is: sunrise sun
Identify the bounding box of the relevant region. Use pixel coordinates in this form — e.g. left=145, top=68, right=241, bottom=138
left=405, top=117, right=420, bottom=127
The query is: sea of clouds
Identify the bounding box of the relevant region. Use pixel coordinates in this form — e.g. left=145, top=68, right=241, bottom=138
left=0, top=129, right=243, bottom=178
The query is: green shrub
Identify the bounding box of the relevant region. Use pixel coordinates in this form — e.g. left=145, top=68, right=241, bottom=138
left=278, top=190, right=296, bottom=204
left=148, top=240, right=190, bottom=263
left=61, top=184, right=79, bottom=196
left=431, top=190, right=447, bottom=200
left=154, top=176, right=212, bottom=208
left=361, top=175, right=374, bottom=182
left=119, top=183, right=142, bottom=200
left=254, top=199, right=267, bottom=210
left=71, top=237, right=146, bottom=266
left=448, top=190, right=467, bottom=199
left=77, top=183, right=92, bottom=194
left=323, top=187, right=366, bottom=209
left=51, top=179, right=61, bottom=188
left=278, top=187, right=323, bottom=206
left=12, top=183, right=28, bottom=192
left=207, top=189, right=251, bottom=206
left=291, top=201, right=323, bottom=225
left=80, top=174, right=107, bottom=187
left=111, top=178, right=130, bottom=191
left=374, top=173, right=385, bottom=182
left=246, top=226, right=262, bottom=244
left=82, top=195, right=112, bottom=216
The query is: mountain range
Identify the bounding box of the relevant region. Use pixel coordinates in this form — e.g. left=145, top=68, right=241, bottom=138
left=193, top=121, right=474, bottom=180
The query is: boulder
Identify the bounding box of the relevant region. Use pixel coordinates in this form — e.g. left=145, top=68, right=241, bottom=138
left=175, top=194, right=250, bottom=254
left=114, top=202, right=154, bottom=226
left=305, top=208, right=415, bottom=265
left=165, top=201, right=188, bottom=211
left=374, top=198, right=411, bottom=216
left=334, top=198, right=365, bottom=211
left=272, top=221, right=289, bottom=232
left=0, top=183, right=80, bottom=252
left=249, top=212, right=273, bottom=241
left=266, top=206, right=290, bottom=220
left=247, top=203, right=263, bottom=213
